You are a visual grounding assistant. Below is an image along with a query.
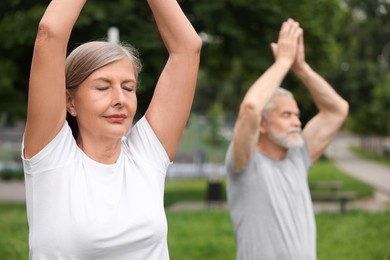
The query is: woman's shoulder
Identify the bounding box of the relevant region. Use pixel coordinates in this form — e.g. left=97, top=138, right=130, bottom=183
left=22, top=121, right=78, bottom=172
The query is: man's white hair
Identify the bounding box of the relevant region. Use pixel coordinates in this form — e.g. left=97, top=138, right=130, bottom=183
left=262, top=88, right=294, bottom=120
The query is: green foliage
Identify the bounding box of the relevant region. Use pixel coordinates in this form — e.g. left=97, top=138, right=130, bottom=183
left=370, top=74, right=390, bottom=135
left=328, top=0, right=390, bottom=135
left=204, top=102, right=226, bottom=147
left=0, top=169, right=24, bottom=181
left=1, top=0, right=389, bottom=137
left=0, top=0, right=345, bottom=125
left=191, top=0, right=345, bottom=124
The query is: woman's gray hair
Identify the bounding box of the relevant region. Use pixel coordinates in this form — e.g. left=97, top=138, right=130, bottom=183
left=262, top=88, right=294, bottom=120
left=65, top=41, right=142, bottom=92
left=65, top=41, right=142, bottom=139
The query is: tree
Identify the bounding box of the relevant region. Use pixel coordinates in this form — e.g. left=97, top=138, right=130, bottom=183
left=0, top=0, right=165, bottom=123
left=1, top=0, right=375, bottom=133
left=186, top=0, right=345, bottom=125
left=327, top=0, right=390, bottom=135
left=0, top=1, right=46, bottom=123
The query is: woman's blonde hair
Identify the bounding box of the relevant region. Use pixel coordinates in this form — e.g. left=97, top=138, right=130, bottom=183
left=65, top=41, right=142, bottom=138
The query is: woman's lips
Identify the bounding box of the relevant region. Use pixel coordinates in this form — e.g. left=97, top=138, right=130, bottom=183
left=104, top=114, right=127, bottom=123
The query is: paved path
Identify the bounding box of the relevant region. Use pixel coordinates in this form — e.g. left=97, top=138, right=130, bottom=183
left=325, top=133, right=390, bottom=212
left=0, top=179, right=25, bottom=202
left=326, top=133, right=390, bottom=196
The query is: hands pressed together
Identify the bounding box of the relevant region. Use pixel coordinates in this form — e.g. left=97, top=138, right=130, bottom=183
left=271, top=18, right=307, bottom=74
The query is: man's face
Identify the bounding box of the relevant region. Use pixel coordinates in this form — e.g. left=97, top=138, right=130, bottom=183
left=263, top=96, right=304, bottom=149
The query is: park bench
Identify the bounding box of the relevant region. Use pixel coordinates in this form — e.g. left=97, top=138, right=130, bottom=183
left=309, top=181, right=357, bottom=213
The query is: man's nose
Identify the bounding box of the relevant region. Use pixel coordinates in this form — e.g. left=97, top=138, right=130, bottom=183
left=293, top=115, right=301, bottom=127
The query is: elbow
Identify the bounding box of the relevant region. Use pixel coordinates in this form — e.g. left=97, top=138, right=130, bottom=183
left=36, top=21, right=52, bottom=42
left=35, top=19, right=60, bottom=45
left=339, top=99, right=349, bottom=122
left=190, top=34, right=203, bottom=55
left=36, top=17, right=68, bottom=44
left=182, top=34, right=203, bottom=55
left=330, top=99, right=349, bottom=127
left=37, top=16, right=61, bottom=38
left=238, top=101, right=261, bottom=122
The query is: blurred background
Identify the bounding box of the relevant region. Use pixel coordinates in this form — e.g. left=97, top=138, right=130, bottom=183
left=1, top=0, right=390, bottom=259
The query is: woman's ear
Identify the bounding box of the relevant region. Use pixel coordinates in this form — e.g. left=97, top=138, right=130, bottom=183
left=66, top=90, right=77, bottom=116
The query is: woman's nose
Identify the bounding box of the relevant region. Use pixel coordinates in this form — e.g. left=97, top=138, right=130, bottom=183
left=112, top=86, right=125, bottom=107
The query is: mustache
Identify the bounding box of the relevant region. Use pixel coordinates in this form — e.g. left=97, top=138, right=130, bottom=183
left=287, top=127, right=302, bottom=134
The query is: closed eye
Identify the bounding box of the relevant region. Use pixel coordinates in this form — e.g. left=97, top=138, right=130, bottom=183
left=96, top=86, right=109, bottom=91
left=281, top=112, right=292, bottom=118
left=122, top=86, right=135, bottom=92
left=281, top=111, right=300, bottom=118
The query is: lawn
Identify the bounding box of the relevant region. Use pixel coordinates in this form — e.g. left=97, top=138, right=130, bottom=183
left=0, top=203, right=29, bottom=259
left=0, top=159, right=384, bottom=259
left=1, top=204, right=389, bottom=260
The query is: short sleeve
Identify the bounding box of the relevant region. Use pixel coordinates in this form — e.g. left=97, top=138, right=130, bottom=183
left=21, top=121, right=78, bottom=175
left=301, top=143, right=312, bottom=171
left=124, top=116, right=171, bottom=172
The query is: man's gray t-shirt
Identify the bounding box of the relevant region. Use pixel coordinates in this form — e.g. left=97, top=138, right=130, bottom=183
left=226, top=144, right=315, bottom=260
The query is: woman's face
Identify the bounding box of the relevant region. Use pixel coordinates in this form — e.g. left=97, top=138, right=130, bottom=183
left=69, top=58, right=137, bottom=142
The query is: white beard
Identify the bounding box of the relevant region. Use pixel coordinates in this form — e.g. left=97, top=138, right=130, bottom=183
left=267, top=126, right=304, bottom=149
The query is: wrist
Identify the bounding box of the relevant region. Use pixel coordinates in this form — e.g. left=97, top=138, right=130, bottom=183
left=292, top=62, right=311, bottom=78
left=273, top=59, right=293, bottom=73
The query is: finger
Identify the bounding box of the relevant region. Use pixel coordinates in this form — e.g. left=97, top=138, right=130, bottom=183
left=280, top=19, right=299, bottom=38
left=298, top=29, right=305, bottom=54
left=270, top=43, right=278, bottom=55
left=300, top=29, right=304, bottom=44
left=280, top=18, right=293, bottom=33
left=294, top=27, right=303, bottom=39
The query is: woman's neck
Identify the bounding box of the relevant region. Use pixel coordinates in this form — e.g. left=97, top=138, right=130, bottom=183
left=77, top=135, right=122, bottom=164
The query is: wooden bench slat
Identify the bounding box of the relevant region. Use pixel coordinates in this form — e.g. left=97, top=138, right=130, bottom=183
left=309, top=181, right=343, bottom=190
left=311, top=191, right=357, bottom=201
left=311, top=191, right=357, bottom=213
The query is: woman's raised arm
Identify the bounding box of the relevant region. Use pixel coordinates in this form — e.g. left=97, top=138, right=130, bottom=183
left=145, top=0, right=202, bottom=160
left=24, top=0, right=86, bottom=158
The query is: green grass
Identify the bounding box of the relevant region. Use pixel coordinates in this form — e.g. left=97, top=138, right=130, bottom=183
left=350, top=146, right=390, bottom=167
left=167, top=210, right=235, bottom=260
left=308, top=158, right=373, bottom=198
left=165, top=178, right=212, bottom=207
left=168, top=210, right=390, bottom=260
left=0, top=158, right=379, bottom=259
left=316, top=211, right=390, bottom=260
left=2, top=203, right=389, bottom=260
left=0, top=203, right=29, bottom=260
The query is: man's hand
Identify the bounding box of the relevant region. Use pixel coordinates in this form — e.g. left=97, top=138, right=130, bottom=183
left=291, top=32, right=308, bottom=74
left=270, top=18, right=302, bottom=69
